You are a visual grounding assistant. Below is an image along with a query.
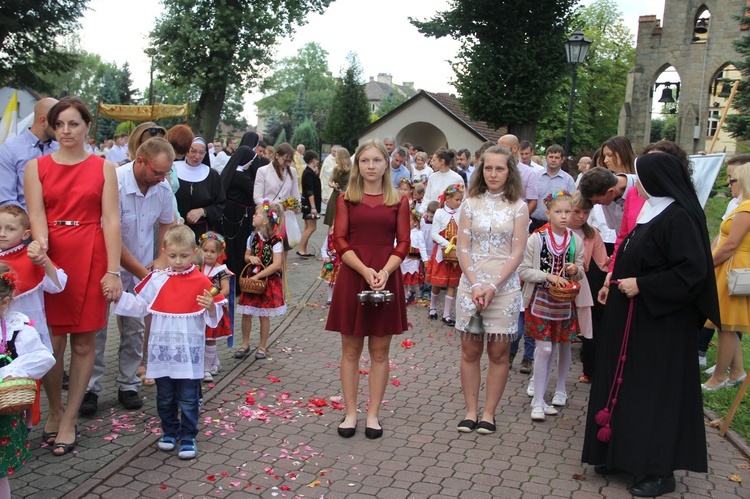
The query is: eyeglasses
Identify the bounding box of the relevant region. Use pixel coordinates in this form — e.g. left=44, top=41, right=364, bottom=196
left=145, top=161, right=171, bottom=179
left=188, top=148, right=206, bottom=156
left=729, top=178, right=738, bottom=185
left=141, top=127, right=166, bottom=139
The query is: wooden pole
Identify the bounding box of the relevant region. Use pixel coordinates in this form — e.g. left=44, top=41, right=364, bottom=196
left=719, top=370, right=750, bottom=436
left=93, top=99, right=101, bottom=144
left=707, top=80, right=740, bottom=154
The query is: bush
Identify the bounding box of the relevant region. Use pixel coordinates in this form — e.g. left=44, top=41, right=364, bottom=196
left=290, top=118, right=319, bottom=152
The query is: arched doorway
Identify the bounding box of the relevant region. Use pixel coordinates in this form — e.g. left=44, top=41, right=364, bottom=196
left=396, top=121, right=448, bottom=155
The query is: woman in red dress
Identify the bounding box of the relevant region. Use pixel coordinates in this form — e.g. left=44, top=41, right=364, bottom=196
left=25, top=97, right=122, bottom=456
left=325, top=140, right=410, bottom=439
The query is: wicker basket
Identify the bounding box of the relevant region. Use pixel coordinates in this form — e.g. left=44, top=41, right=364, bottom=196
left=0, top=377, right=37, bottom=415
left=549, top=271, right=580, bottom=303
left=239, top=263, right=268, bottom=294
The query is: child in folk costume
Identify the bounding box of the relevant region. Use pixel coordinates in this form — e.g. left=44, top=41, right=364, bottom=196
left=426, top=184, right=465, bottom=326
left=420, top=201, right=438, bottom=299
left=569, top=193, right=609, bottom=383
left=199, top=232, right=232, bottom=383
left=319, top=225, right=341, bottom=306
left=234, top=200, right=285, bottom=361
left=397, top=177, right=413, bottom=201
left=0, top=205, right=65, bottom=430
left=0, top=265, right=55, bottom=497
left=115, top=225, right=226, bottom=460
left=518, top=191, right=584, bottom=422
left=400, top=210, right=428, bottom=303
left=411, top=182, right=425, bottom=213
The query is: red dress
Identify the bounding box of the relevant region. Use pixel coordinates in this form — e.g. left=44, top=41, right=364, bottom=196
left=325, top=194, right=410, bottom=337
left=37, top=154, right=108, bottom=334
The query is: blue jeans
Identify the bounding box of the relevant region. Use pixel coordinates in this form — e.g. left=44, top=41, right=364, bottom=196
left=155, top=377, right=201, bottom=441
left=510, top=312, right=535, bottom=360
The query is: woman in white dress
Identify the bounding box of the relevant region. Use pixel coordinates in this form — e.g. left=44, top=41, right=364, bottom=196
left=455, top=145, right=529, bottom=435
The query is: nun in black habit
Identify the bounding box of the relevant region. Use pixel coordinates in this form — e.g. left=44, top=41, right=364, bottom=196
left=581, top=152, right=720, bottom=497
left=220, top=132, right=271, bottom=280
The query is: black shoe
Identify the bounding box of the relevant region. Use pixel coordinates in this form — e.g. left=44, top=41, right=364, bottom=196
left=118, top=390, right=143, bottom=410
left=594, top=464, right=622, bottom=476
left=476, top=419, right=496, bottom=435
left=428, top=310, right=438, bottom=320
left=456, top=419, right=478, bottom=433
left=365, top=421, right=383, bottom=439
left=337, top=418, right=356, bottom=438
left=629, top=474, right=676, bottom=497
left=442, top=317, right=456, bottom=327
left=79, top=392, right=98, bottom=416
left=62, top=371, right=69, bottom=390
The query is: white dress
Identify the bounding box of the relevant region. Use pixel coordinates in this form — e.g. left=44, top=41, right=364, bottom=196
left=0, top=312, right=56, bottom=380
left=114, top=267, right=224, bottom=380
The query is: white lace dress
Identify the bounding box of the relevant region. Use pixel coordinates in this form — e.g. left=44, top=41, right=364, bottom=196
left=455, top=193, right=527, bottom=338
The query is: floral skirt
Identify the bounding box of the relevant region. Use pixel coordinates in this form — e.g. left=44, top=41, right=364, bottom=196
left=426, top=258, right=461, bottom=288
left=525, top=288, right=579, bottom=342
left=237, top=275, right=286, bottom=317
left=0, top=414, right=30, bottom=478
left=206, top=305, right=232, bottom=339
left=319, top=263, right=340, bottom=285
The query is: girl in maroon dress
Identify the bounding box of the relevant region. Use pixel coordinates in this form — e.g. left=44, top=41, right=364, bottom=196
left=25, top=97, right=122, bottom=456
left=325, top=140, right=410, bottom=440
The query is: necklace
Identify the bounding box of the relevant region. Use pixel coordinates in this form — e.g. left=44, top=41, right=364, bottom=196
left=548, top=229, right=569, bottom=254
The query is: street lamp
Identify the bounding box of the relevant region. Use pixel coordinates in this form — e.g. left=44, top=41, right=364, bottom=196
left=564, top=30, right=592, bottom=157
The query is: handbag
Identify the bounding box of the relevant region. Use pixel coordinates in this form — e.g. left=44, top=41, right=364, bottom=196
left=727, top=256, right=750, bottom=296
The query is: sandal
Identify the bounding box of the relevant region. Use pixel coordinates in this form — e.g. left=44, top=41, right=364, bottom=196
left=52, top=440, right=76, bottom=456
left=234, top=346, right=251, bottom=359
left=296, top=251, right=314, bottom=258
left=137, top=366, right=156, bottom=387
left=255, top=348, right=267, bottom=359
left=42, top=430, right=57, bottom=445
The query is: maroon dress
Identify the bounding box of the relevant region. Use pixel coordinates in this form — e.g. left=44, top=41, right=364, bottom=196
left=326, top=194, right=410, bottom=337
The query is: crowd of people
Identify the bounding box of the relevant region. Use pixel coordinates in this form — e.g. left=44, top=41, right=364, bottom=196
left=0, top=94, right=745, bottom=498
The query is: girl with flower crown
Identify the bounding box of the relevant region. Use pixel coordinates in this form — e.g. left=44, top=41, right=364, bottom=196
left=400, top=210, right=429, bottom=303
left=425, top=183, right=465, bottom=325
left=199, top=232, right=232, bottom=382
left=518, top=191, right=584, bottom=422
left=234, top=201, right=285, bottom=360
left=0, top=264, right=55, bottom=497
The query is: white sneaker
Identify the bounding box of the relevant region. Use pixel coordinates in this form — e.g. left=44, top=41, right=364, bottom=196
left=704, top=364, right=716, bottom=375
left=209, top=363, right=221, bottom=375
left=526, top=382, right=535, bottom=397
left=698, top=355, right=707, bottom=367
left=543, top=404, right=558, bottom=416
left=202, top=371, right=213, bottom=382
left=531, top=406, right=545, bottom=421
left=552, top=392, right=567, bottom=407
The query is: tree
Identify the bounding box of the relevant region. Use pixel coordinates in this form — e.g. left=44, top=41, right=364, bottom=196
left=149, top=0, right=332, bottom=141
left=256, top=42, right=336, bottom=133
left=292, top=87, right=308, bottom=127
left=376, top=90, right=409, bottom=118
left=274, top=128, right=288, bottom=148
left=726, top=6, right=750, bottom=140
left=411, top=0, right=577, bottom=142
left=291, top=118, right=319, bottom=151
left=322, top=53, right=370, bottom=153
left=536, top=0, right=636, bottom=152
left=0, top=0, right=89, bottom=92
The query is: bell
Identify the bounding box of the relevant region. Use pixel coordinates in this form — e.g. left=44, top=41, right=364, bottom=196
left=718, top=82, right=732, bottom=98
left=694, top=18, right=708, bottom=34
left=465, top=303, right=486, bottom=336
left=209, top=285, right=220, bottom=297
left=657, top=87, right=675, bottom=103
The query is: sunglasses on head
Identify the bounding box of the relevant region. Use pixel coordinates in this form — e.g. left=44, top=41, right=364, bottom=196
left=142, top=127, right=166, bottom=138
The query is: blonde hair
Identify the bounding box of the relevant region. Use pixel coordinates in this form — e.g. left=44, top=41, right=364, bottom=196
left=413, top=182, right=425, bottom=196
left=344, top=140, right=400, bottom=206
left=163, top=225, right=197, bottom=249
left=335, top=147, right=351, bottom=174
left=255, top=201, right=284, bottom=240
left=733, top=163, right=750, bottom=201
left=414, top=151, right=429, bottom=164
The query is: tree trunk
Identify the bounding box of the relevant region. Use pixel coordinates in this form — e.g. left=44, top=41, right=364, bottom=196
left=194, top=83, right=227, bottom=142
left=507, top=122, right=538, bottom=147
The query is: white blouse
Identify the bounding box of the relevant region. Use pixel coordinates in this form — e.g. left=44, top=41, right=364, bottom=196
left=0, top=311, right=56, bottom=380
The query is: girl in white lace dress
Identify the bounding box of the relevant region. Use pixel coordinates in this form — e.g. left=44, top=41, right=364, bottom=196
left=455, top=146, right=529, bottom=435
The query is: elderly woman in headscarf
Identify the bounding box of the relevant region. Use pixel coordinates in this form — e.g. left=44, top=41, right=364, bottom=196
left=174, top=136, right=226, bottom=240
left=581, top=152, right=720, bottom=497
left=221, top=132, right=270, bottom=278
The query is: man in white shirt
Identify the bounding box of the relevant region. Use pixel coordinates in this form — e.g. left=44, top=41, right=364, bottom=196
left=213, top=137, right=236, bottom=173
left=81, top=138, right=176, bottom=415
left=530, top=145, right=577, bottom=232
left=519, top=140, right=545, bottom=173
left=578, top=166, right=636, bottom=234
left=107, top=133, right=129, bottom=164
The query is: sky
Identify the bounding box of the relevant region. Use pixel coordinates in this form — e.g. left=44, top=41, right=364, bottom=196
left=76, top=0, right=667, bottom=125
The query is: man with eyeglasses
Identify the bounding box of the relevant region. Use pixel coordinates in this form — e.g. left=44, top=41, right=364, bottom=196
left=80, top=137, right=176, bottom=415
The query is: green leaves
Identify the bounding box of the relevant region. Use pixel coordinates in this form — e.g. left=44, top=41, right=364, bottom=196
left=322, top=53, right=369, bottom=153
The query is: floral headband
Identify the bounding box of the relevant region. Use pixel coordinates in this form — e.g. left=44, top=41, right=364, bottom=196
left=444, top=183, right=465, bottom=196
left=397, top=177, right=412, bottom=188
left=1, top=272, right=16, bottom=292
left=261, top=199, right=280, bottom=227
left=200, top=232, right=226, bottom=250
left=410, top=208, right=422, bottom=221
left=543, top=190, right=572, bottom=205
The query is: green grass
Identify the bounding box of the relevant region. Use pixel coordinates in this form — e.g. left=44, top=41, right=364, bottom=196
left=701, top=164, right=750, bottom=443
